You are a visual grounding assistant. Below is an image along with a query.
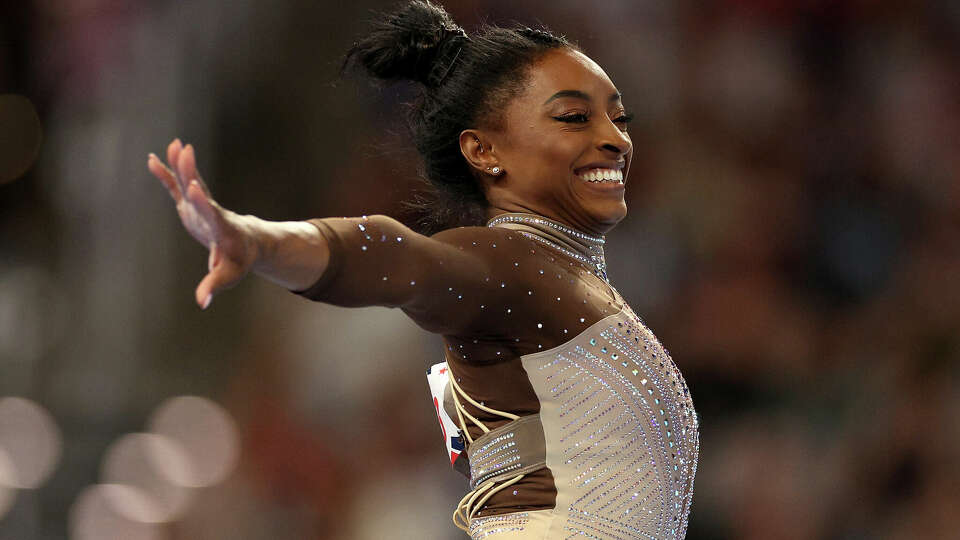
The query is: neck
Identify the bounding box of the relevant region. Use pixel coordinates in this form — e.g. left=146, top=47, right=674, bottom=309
left=486, top=212, right=605, bottom=245
left=485, top=204, right=614, bottom=236
left=486, top=211, right=609, bottom=282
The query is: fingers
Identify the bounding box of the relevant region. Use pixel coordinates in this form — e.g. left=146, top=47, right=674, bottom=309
left=195, top=248, right=237, bottom=310
left=177, top=144, right=200, bottom=189
left=153, top=139, right=213, bottom=200
left=148, top=153, right=182, bottom=202
left=196, top=245, right=218, bottom=309
left=196, top=273, right=215, bottom=309
left=148, top=138, right=186, bottom=201
left=176, top=143, right=216, bottom=197
left=186, top=179, right=223, bottom=235
left=167, top=139, right=187, bottom=193
left=166, top=139, right=182, bottom=170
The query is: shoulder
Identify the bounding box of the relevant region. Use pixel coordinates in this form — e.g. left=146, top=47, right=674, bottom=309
left=429, top=226, right=541, bottom=263
left=430, top=224, right=528, bottom=247
left=430, top=224, right=500, bottom=242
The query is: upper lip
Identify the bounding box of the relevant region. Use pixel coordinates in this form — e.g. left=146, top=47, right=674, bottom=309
left=574, top=161, right=626, bottom=175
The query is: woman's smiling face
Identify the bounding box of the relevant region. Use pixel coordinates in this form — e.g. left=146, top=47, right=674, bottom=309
left=480, top=48, right=634, bottom=235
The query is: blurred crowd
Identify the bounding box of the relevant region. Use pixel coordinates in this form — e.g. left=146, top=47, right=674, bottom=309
left=1, top=0, right=958, bottom=538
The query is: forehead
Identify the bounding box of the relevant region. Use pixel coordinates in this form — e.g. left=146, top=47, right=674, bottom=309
left=523, top=49, right=619, bottom=103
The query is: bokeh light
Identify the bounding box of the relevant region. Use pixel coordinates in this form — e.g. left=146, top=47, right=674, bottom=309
left=147, top=396, right=239, bottom=488
left=99, top=433, right=193, bottom=523
left=68, top=484, right=165, bottom=540
left=0, top=397, right=62, bottom=489
left=0, top=94, right=42, bottom=185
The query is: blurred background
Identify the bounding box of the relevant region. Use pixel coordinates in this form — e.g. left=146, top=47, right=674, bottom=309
left=1, top=0, right=959, bottom=538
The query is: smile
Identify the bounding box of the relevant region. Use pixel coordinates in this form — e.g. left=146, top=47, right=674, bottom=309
left=578, top=168, right=624, bottom=184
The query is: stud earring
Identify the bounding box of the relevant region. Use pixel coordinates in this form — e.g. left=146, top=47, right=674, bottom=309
left=491, top=166, right=501, bottom=175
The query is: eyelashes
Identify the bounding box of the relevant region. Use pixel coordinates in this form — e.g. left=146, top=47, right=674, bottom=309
left=554, top=113, right=589, bottom=123
left=553, top=112, right=635, bottom=125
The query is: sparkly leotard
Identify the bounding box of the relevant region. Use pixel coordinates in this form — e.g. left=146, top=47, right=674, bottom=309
left=297, top=212, right=699, bottom=539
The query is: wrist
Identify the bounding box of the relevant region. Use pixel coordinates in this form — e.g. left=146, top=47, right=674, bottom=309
left=245, top=216, right=329, bottom=290
left=233, top=214, right=262, bottom=272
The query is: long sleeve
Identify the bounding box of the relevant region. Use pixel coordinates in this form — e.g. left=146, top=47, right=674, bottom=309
left=294, top=214, right=554, bottom=336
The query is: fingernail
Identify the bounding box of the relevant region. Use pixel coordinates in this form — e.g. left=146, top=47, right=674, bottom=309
left=202, top=294, right=212, bottom=310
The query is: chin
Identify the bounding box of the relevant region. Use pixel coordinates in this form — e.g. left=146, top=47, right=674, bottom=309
left=588, top=202, right=627, bottom=232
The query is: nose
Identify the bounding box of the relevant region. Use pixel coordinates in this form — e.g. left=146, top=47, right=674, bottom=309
left=598, top=119, right=632, bottom=158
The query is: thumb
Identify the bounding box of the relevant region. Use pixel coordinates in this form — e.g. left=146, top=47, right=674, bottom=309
left=195, top=264, right=237, bottom=309
left=196, top=274, right=215, bottom=309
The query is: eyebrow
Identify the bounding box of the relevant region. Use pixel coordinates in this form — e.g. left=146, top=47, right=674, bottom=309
left=543, top=90, right=622, bottom=105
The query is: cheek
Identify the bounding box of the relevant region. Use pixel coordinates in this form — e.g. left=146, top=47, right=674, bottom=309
left=530, top=135, right=581, bottom=172
left=526, top=140, right=579, bottom=198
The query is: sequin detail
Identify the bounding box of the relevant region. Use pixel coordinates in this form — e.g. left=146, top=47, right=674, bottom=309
left=517, top=231, right=608, bottom=282
left=488, top=214, right=609, bottom=281
left=469, top=512, right=530, bottom=539
left=487, top=215, right=605, bottom=245
left=521, top=308, right=699, bottom=539
left=470, top=432, right=522, bottom=488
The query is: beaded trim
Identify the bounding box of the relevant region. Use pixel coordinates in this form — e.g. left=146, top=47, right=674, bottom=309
left=517, top=232, right=608, bottom=282
left=487, top=215, right=605, bottom=246
left=469, top=512, right=530, bottom=539
left=470, top=432, right=521, bottom=487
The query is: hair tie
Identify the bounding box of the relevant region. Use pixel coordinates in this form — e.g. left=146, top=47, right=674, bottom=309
left=518, top=27, right=562, bottom=44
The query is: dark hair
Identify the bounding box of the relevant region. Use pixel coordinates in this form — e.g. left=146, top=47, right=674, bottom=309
left=346, top=1, right=573, bottom=233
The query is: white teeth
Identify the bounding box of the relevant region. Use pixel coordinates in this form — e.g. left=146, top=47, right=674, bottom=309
left=579, top=168, right=624, bottom=184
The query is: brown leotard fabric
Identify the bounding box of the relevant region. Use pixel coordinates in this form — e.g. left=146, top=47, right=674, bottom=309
left=296, top=213, right=630, bottom=516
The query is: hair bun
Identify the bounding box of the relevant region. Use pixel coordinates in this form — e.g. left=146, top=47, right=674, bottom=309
left=348, top=1, right=468, bottom=87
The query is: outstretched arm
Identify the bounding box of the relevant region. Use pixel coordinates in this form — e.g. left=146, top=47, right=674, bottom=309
left=294, top=214, right=543, bottom=336
left=148, top=140, right=539, bottom=336
left=147, top=139, right=329, bottom=308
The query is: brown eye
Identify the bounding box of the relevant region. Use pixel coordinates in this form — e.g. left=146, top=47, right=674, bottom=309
left=614, top=112, right=635, bottom=124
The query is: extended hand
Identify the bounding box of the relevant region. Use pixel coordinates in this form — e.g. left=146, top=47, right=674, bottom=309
left=148, top=139, right=258, bottom=309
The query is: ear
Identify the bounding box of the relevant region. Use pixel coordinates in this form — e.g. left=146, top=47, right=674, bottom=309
left=459, top=129, right=501, bottom=176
